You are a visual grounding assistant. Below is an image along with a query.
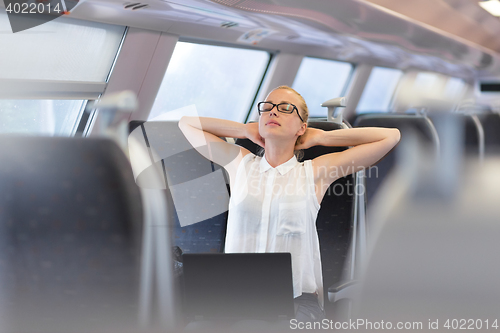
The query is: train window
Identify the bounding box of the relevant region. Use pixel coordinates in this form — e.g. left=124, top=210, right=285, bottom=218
left=444, top=77, right=466, bottom=99
left=413, top=72, right=440, bottom=94
left=148, top=42, right=270, bottom=122
left=292, top=57, right=352, bottom=118
left=0, top=11, right=125, bottom=82
left=0, top=100, right=86, bottom=136
left=0, top=11, right=126, bottom=136
left=357, top=67, right=403, bottom=113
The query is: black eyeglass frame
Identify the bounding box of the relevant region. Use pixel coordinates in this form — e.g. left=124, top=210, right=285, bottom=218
left=257, top=102, right=304, bottom=122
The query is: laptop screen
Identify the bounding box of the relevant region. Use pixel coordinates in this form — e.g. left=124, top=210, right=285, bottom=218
left=182, top=253, right=295, bottom=321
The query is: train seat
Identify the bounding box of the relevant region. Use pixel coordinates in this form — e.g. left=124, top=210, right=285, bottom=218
left=0, top=136, right=143, bottom=333
left=463, top=114, right=483, bottom=156
left=354, top=114, right=439, bottom=206
left=129, top=120, right=229, bottom=254
left=477, top=113, right=500, bottom=155
left=426, top=113, right=485, bottom=159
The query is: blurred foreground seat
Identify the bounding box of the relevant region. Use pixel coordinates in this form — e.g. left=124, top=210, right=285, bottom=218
left=0, top=136, right=143, bottom=333
left=355, top=151, right=500, bottom=328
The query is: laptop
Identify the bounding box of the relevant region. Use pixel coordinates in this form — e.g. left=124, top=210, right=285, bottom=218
left=182, top=253, right=295, bottom=321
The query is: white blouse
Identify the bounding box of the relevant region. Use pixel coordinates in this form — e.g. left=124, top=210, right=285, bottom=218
left=225, top=153, right=323, bottom=307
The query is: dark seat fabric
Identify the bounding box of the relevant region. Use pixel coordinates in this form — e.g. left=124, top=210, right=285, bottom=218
left=0, top=136, right=143, bottom=333
left=236, top=121, right=355, bottom=315
left=354, top=114, right=437, bottom=205
left=477, top=113, right=500, bottom=155
left=463, top=115, right=480, bottom=155
left=129, top=121, right=228, bottom=254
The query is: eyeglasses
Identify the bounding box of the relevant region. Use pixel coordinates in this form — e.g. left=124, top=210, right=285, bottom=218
left=257, top=102, right=303, bottom=122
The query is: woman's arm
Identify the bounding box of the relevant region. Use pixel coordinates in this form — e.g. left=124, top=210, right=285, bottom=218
left=298, top=127, right=400, bottom=199
left=295, top=127, right=400, bottom=150
left=178, top=116, right=261, bottom=177
left=180, top=117, right=246, bottom=140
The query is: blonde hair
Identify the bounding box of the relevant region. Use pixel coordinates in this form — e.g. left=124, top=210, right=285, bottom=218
left=258, top=85, right=309, bottom=161
left=272, top=85, right=309, bottom=124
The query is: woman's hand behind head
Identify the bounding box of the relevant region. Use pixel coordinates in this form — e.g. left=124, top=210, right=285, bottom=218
left=245, top=122, right=266, bottom=148
left=295, top=127, right=323, bottom=150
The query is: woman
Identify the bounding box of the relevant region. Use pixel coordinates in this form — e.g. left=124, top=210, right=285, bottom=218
left=178, top=86, right=400, bottom=322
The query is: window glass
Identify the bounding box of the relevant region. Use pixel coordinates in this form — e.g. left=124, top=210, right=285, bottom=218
left=413, top=72, right=440, bottom=94
left=0, top=100, right=86, bottom=136
left=0, top=9, right=125, bottom=82
left=292, top=57, right=352, bottom=117
left=357, top=67, right=402, bottom=113
left=148, top=42, right=269, bottom=122
left=444, top=77, right=466, bottom=99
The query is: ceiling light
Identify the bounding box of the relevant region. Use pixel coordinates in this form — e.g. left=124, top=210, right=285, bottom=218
left=479, top=0, right=500, bottom=17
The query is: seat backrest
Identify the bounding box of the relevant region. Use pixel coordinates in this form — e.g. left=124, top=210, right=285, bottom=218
left=129, top=121, right=229, bottom=253
left=477, top=113, right=500, bottom=155
left=236, top=121, right=355, bottom=305
left=463, top=114, right=480, bottom=154
left=354, top=114, right=438, bottom=205
left=0, top=136, right=143, bottom=333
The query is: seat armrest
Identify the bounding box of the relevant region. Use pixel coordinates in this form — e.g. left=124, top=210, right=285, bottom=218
left=328, top=280, right=358, bottom=303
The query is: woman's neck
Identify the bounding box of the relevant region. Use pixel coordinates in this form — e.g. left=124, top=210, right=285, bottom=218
left=264, top=141, right=296, bottom=167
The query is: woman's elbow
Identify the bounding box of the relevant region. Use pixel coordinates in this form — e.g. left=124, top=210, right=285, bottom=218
left=178, top=116, right=192, bottom=130
left=179, top=116, right=188, bottom=125
left=390, top=128, right=401, bottom=147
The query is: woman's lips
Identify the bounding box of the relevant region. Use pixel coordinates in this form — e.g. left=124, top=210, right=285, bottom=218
left=266, top=121, right=280, bottom=126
